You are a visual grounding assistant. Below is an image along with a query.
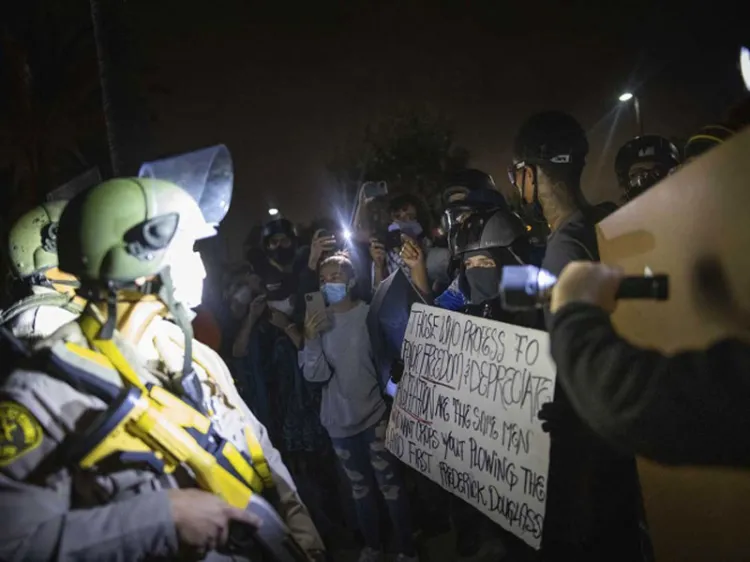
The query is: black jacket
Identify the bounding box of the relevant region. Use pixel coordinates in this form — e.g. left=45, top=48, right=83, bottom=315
left=551, top=303, right=750, bottom=467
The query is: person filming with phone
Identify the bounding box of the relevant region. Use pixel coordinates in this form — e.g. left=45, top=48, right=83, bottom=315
left=301, top=252, right=418, bottom=562
left=370, top=194, right=431, bottom=294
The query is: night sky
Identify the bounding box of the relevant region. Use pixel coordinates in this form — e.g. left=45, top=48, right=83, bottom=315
left=132, top=1, right=747, bottom=258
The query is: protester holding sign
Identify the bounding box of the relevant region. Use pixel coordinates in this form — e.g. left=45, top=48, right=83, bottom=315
left=301, top=253, right=418, bottom=562
left=447, top=204, right=546, bottom=558
left=385, top=302, right=556, bottom=553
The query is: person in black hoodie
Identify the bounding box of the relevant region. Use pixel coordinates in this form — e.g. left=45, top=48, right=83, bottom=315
left=508, top=110, right=646, bottom=562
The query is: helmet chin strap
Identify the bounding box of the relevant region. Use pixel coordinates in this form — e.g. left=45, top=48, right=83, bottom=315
left=156, top=266, right=205, bottom=412
left=81, top=268, right=205, bottom=412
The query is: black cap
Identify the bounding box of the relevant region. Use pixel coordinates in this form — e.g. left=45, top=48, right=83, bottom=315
left=513, top=111, right=589, bottom=164
left=261, top=217, right=297, bottom=245
left=614, top=135, right=680, bottom=187
left=453, top=206, right=526, bottom=256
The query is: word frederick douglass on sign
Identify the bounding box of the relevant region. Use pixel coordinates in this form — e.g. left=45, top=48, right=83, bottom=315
left=385, top=303, right=556, bottom=549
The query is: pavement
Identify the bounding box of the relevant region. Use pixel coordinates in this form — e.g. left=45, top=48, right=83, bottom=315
left=328, top=529, right=511, bottom=562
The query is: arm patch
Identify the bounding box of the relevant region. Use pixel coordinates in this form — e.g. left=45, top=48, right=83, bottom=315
left=0, top=401, right=43, bottom=467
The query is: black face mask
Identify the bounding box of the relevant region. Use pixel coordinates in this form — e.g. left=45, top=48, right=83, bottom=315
left=465, top=267, right=500, bottom=304
left=269, top=246, right=296, bottom=266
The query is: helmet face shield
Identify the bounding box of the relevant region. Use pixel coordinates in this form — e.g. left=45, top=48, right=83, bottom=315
left=139, top=144, right=233, bottom=232
left=622, top=163, right=670, bottom=201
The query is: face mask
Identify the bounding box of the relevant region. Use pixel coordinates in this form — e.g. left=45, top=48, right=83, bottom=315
left=269, top=246, right=296, bottom=266
left=393, top=220, right=423, bottom=239
left=233, top=285, right=252, bottom=305
left=268, top=298, right=295, bottom=317
left=322, top=282, right=348, bottom=305
left=465, top=267, right=500, bottom=304
left=171, top=250, right=206, bottom=310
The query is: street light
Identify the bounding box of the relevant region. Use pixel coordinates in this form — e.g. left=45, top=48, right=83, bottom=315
left=619, top=91, right=643, bottom=136
left=740, top=46, right=750, bottom=92
left=268, top=208, right=279, bottom=216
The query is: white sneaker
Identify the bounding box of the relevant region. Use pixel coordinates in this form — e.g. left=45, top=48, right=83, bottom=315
left=357, top=547, right=384, bottom=562
left=395, top=554, right=420, bottom=562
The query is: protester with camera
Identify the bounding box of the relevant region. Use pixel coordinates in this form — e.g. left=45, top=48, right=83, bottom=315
left=226, top=262, right=338, bottom=552
left=370, top=193, right=431, bottom=292
left=549, top=260, right=750, bottom=467
left=509, top=110, right=643, bottom=561
left=302, top=252, right=418, bottom=562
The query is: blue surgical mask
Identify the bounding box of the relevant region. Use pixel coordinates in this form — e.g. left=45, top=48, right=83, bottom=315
left=322, top=282, right=348, bottom=304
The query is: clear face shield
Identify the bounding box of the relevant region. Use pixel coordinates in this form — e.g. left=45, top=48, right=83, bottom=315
left=139, top=144, right=233, bottom=310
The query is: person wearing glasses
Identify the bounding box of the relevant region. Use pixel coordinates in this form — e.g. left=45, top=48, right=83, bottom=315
left=507, top=111, right=644, bottom=562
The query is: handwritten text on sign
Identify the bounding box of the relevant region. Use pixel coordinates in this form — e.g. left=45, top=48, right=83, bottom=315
left=385, top=303, right=556, bottom=549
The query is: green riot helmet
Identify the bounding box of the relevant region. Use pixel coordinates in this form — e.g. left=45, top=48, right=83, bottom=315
left=57, top=177, right=214, bottom=294
left=58, top=145, right=232, bottom=361
left=7, top=200, right=68, bottom=282
left=60, top=144, right=232, bottom=297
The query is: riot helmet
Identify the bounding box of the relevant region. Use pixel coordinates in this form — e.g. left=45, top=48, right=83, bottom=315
left=453, top=206, right=530, bottom=304
left=615, top=135, right=680, bottom=201
left=58, top=145, right=233, bottom=380
left=442, top=168, right=496, bottom=204
left=7, top=200, right=69, bottom=284
left=683, top=124, right=735, bottom=163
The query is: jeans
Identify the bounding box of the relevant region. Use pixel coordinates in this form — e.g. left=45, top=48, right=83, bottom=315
left=330, top=417, right=415, bottom=554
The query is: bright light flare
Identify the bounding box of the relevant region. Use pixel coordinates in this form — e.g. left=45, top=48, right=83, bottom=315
left=740, top=47, right=750, bottom=92
left=619, top=92, right=634, bottom=102
left=268, top=208, right=279, bottom=216
left=342, top=228, right=352, bottom=240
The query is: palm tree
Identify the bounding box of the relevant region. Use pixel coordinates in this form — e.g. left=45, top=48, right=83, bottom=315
left=89, top=0, right=121, bottom=175
left=89, top=0, right=157, bottom=177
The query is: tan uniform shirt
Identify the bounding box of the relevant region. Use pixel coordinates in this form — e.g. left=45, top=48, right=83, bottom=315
left=0, top=317, right=323, bottom=561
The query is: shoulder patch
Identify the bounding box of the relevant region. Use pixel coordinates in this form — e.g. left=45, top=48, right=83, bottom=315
left=0, top=401, right=43, bottom=467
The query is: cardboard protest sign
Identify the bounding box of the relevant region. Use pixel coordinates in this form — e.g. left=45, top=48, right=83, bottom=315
left=596, top=127, right=750, bottom=562
left=385, top=303, right=555, bottom=549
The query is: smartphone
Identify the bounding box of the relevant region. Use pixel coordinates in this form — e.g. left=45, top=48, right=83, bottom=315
left=362, top=181, right=388, bottom=200
left=384, top=228, right=403, bottom=251
left=318, top=229, right=345, bottom=250
left=305, top=292, right=332, bottom=331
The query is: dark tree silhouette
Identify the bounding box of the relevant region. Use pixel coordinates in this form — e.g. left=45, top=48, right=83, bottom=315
left=329, top=108, right=470, bottom=215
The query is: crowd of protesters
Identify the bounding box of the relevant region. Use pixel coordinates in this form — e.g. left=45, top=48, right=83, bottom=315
left=187, top=99, right=749, bottom=562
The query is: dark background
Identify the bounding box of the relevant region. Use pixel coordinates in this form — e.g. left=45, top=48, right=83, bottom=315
left=3, top=1, right=748, bottom=259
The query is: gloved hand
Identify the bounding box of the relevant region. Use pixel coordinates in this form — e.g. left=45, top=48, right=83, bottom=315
left=538, top=400, right=583, bottom=437
left=390, top=359, right=405, bottom=384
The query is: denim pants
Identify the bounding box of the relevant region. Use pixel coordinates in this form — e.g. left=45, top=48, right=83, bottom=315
left=331, top=417, right=415, bottom=554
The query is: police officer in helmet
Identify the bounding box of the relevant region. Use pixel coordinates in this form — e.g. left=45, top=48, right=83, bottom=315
left=0, top=200, right=84, bottom=340
left=614, top=135, right=680, bottom=202
left=0, top=148, right=324, bottom=561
